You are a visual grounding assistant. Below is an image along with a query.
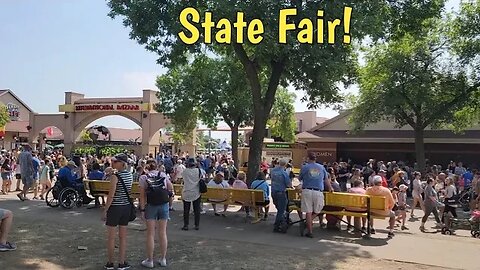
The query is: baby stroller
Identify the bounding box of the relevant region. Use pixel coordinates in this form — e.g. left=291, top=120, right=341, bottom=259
left=470, top=210, right=480, bottom=238
left=458, top=187, right=473, bottom=212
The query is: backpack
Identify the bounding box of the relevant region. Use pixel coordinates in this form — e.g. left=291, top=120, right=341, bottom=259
left=146, top=172, right=170, bottom=205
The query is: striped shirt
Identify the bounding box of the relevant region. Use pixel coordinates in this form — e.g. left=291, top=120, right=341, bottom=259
left=112, top=170, right=133, bottom=206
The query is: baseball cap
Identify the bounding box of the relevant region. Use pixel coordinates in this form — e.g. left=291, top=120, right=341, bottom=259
left=112, top=153, right=129, bottom=163
left=67, top=161, right=77, bottom=168
left=186, top=158, right=196, bottom=167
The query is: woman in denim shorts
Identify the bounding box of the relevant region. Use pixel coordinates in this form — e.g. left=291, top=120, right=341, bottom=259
left=139, top=161, right=173, bottom=268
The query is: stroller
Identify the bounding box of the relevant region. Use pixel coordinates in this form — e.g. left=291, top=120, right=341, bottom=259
left=470, top=210, right=480, bottom=238
left=458, top=187, right=474, bottom=212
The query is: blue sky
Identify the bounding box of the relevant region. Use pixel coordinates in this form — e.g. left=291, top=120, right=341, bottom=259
left=0, top=0, right=460, bottom=136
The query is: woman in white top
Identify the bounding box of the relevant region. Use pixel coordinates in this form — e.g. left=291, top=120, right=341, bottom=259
left=181, top=158, right=202, bottom=231
left=410, top=171, right=425, bottom=218
left=207, top=172, right=230, bottom=217
left=442, top=177, right=458, bottom=223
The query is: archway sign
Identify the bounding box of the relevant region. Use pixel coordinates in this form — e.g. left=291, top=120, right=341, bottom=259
left=28, top=90, right=193, bottom=156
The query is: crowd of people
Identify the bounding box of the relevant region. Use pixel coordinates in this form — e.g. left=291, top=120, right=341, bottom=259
left=1, top=145, right=480, bottom=269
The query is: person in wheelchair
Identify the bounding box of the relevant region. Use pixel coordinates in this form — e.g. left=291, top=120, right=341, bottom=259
left=57, top=161, right=93, bottom=205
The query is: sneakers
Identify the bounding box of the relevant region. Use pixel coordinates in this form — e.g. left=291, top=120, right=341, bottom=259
left=0, top=242, right=17, bottom=252
left=370, top=228, right=376, bottom=234
left=401, top=225, right=409, bottom=230
left=304, top=232, right=314, bottom=238
left=158, top=258, right=167, bottom=267
left=141, top=259, right=154, bottom=268
left=419, top=225, right=425, bottom=232
left=104, top=262, right=114, bottom=270
left=388, top=232, right=395, bottom=238
left=118, top=262, right=131, bottom=270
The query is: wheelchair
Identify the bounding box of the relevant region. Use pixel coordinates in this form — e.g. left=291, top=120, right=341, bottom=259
left=45, top=178, right=85, bottom=209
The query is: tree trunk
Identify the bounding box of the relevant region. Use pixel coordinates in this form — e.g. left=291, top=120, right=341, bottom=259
left=414, top=127, right=426, bottom=173
left=231, top=125, right=240, bottom=171
left=247, top=111, right=268, bottom=185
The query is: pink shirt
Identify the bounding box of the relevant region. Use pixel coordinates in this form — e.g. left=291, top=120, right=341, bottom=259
left=349, top=187, right=366, bottom=195
left=232, top=180, right=248, bottom=189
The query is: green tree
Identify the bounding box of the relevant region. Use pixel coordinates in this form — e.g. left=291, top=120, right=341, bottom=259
left=0, top=105, right=10, bottom=129
left=108, top=0, right=446, bottom=181
left=156, top=55, right=252, bottom=166
left=268, top=88, right=297, bottom=142
left=350, top=19, right=480, bottom=172
left=79, top=130, right=93, bottom=144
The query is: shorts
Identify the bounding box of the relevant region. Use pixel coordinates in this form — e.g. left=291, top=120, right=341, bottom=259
left=106, top=205, right=131, bottom=227
left=15, top=173, right=21, bottom=180
left=145, top=203, right=169, bottom=221
left=1, top=173, right=11, bottom=181
left=301, top=189, right=324, bottom=214
left=0, top=208, right=8, bottom=219
left=22, top=176, right=34, bottom=187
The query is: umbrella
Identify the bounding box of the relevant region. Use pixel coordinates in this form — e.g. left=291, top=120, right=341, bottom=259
left=44, top=144, right=54, bottom=149
left=54, top=143, right=64, bottom=148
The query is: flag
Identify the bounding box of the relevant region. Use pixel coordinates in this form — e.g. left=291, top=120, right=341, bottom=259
left=47, top=127, right=54, bottom=137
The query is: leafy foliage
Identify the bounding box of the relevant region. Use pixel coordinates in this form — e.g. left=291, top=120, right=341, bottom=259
left=0, top=105, right=10, bottom=128
left=108, top=0, right=448, bottom=180
left=350, top=12, right=480, bottom=170
left=268, top=88, right=297, bottom=142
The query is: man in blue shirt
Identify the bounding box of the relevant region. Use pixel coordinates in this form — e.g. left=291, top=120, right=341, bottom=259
left=463, top=168, right=474, bottom=189
left=299, top=153, right=332, bottom=238
left=270, top=159, right=292, bottom=233
left=58, top=161, right=93, bottom=205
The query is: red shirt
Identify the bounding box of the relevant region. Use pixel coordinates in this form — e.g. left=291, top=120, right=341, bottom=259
left=381, top=176, right=388, bottom=188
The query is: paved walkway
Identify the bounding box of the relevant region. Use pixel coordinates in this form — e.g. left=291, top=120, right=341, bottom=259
left=0, top=194, right=477, bottom=269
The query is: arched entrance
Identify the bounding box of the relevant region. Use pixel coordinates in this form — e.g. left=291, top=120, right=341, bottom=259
left=28, top=90, right=176, bottom=156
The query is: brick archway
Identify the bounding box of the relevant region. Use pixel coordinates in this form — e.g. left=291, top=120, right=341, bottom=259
left=28, top=90, right=176, bottom=156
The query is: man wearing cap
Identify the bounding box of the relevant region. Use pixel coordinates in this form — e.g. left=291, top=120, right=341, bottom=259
left=366, top=175, right=396, bottom=237
left=17, top=145, right=34, bottom=201
left=58, top=160, right=93, bottom=205
left=299, top=153, right=333, bottom=238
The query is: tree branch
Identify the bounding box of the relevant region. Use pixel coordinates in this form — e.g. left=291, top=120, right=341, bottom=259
left=397, top=108, right=417, bottom=128
left=423, top=81, right=480, bottom=129
left=232, top=44, right=262, bottom=110
left=264, top=57, right=287, bottom=113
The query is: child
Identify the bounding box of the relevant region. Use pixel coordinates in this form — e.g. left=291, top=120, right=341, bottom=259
left=397, top=185, right=409, bottom=230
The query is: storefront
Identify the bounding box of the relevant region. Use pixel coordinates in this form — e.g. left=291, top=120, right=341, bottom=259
left=0, top=90, right=33, bottom=151
left=297, top=111, right=480, bottom=166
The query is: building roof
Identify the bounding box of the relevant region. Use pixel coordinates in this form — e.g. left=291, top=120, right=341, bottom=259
left=6, top=120, right=29, bottom=133
left=75, top=97, right=143, bottom=104
left=0, top=89, right=35, bottom=113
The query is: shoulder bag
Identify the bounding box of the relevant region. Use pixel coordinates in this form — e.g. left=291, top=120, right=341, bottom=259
left=117, top=173, right=137, bottom=222
left=198, top=168, right=208, bottom=194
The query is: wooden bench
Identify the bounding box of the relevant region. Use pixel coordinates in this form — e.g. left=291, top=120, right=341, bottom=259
left=287, top=189, right=387, bottom=237
left=84, top=180, right=141, bottom=199
left=173, top=184, right=265, bottom=223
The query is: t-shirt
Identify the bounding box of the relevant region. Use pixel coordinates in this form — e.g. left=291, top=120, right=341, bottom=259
left=412, top=179, right=423, bottom=197
left=208, top=179, right=229, bottom=189
left=445, top=185, right=457, bottom=199
left=88, top=170, right=105, bottom=180
left=397, top=191, right=407, bottom=207
left=463, top=171, right=474, bottom=187
left=424, top=185, right=438, bottom=207
left=270, top=167, right=291, bottom=193
left=232, top=180, right=248, bottom=189
left=454, top=166, right=466, bottom=176
left=40, top=165, right=50, bottom=181
left=139, top=170, right=170, bottom=190
left=251, top=179, right=270, bottom=201
left=299, top=162, right=327, bottom=191
left=338, top=168, right=349, bottom=183
left=182, top=168, right=201, bottom=202
left=175, top=164, right=186, bottom=179
left=18, top=151, right=33, bottom=179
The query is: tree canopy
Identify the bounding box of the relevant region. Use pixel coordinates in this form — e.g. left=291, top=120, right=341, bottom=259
left=108, top=0, right=449, bottom=180
left=0, top=105, right=10, bottom=129
left=268, top=88, right=297, bottom=142
left=349, top=4, right=480, bottom=171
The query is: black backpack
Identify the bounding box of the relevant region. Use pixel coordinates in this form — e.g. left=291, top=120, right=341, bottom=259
left=146, top=173, right=170, bottom=205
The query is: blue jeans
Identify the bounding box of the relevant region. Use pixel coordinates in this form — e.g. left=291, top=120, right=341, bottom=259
left=272, top=191, right=287, bottom=227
